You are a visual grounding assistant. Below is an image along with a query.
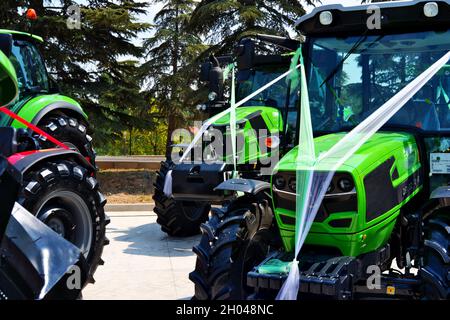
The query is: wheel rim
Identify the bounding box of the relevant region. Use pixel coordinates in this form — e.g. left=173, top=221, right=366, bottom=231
left=181, top=202, right=209, bottom=222
left=36, top=190, right=93, bottom=258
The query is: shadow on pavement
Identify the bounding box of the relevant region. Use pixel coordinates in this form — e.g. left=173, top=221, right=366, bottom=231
left=113, top=222, right=201, bottom=257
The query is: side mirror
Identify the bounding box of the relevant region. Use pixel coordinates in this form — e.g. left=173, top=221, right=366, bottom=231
left=235, top=38, right=255, bottom=70
left=199, top=55, right=225, bottom=105
left=200, top=61, right=211, bottom=82
left=0, top=50, right=18, bottom=107
left=208, top=56, right=224, bottom=102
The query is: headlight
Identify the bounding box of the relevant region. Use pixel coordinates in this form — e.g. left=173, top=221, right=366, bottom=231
left=273, top=175, right=286, bottom=190
left=288, top=178, right=296, bottom=192
left=208, top=91, right=218, bottom=101
left=424, top=2, right=439, bottom=18
left=196, top=104, right=207, bottom=111
left=319, top=11, right=333, bottom=26
left=338, top=178, right=354, bottom=193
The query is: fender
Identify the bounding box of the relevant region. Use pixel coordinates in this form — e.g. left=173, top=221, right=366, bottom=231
left=214, top=178, right=271, bottom=195
left=8, top=148, right=94, bottom=174
left=2, top=203, right=88, bottom=299
left=10, top=95, right=87, bottom=128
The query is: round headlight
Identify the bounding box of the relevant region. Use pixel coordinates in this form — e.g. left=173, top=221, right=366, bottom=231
left=208, top=91, right=218, bottom=101
left=274, top=175, right=286, bottom=190
left=288, top=178, right=296, bottom=192
left=338, top=178, right=354, bottom=193
left=424, top=2, right=439, bottom=18
left=319, top=11, right=333, bottom=26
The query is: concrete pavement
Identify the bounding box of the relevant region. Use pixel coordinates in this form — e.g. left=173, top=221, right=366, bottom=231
left=83, top=210, right=200, bottom=300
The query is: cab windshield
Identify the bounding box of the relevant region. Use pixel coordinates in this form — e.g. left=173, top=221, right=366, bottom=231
left=307, top=29, right=450, bottom=133
left=237, top=65, right=299, bottom=145
left=10, top=40, right=49, bottom=96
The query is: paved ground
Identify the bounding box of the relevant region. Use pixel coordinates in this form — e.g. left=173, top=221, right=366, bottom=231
left=83, top=210, right=200, bottom=300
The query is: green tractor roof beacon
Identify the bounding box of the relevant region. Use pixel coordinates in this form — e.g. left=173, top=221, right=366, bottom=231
left=0, top=29, right=95, bottom=163
left=190, top=0, right=450, bottom=300
left=153, top=34, right=302, bottom=236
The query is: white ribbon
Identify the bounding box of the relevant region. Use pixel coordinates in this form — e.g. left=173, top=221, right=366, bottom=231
left=277, top=51, right=450, bottom=300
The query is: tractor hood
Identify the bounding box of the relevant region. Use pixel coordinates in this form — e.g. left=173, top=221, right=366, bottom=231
left=273, top=131, right=422, bottom=256
left=275, top=132, right=419, bottom=176
left=211, top=106, right=282, bottom=131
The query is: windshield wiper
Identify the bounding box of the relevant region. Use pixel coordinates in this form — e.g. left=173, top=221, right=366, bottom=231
left=320, top=34, right=384, bottom=88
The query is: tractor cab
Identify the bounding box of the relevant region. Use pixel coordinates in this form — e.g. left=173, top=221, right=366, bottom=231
left=0, top=30, right=56, bottom=115
left=198, top=34, right=301, bottom=152
left=190, top=0, right=450, bottom=301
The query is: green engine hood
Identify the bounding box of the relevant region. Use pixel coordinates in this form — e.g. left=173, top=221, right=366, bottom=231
left=275, top=132, right=419, bottom=176
left=273, top=131, right=422, bottom=256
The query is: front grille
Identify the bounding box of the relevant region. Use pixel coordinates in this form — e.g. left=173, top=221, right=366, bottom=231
left=274, top=171, right=358, bottom=225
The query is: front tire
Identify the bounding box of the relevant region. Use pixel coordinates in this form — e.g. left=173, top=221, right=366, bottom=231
left=153, top=160, right=211, bottom=237
left=421, top=214, right=450, bottom=299
left=17, top=159, right=108, bottom=284
left=189, top=192, right=279, bottom=300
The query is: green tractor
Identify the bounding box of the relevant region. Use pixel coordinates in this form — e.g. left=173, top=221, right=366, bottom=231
left=0, top=31, right=105, bottom=283
left=0, top=30, right=95, bottom=162
left=190, top=0, right=450, bottom=300
left=153, top=34, right=301, bottom=236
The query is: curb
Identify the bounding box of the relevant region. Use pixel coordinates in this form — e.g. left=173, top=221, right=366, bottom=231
left=105, top=203, right=155, bottom=212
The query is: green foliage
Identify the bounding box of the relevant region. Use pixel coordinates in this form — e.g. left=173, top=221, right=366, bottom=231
left=1, top=0, right=342, bottom=156
left=0, top=0, right=157, bottom=154
left=142, top=0, right=207, bottom=156
left=188, top=0, right=319, bottom=56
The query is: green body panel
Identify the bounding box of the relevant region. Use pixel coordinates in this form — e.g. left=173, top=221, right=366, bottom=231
left=0, top=51, right=18, bottom=106
left=0, top=29, right=43, bottom=42
left=272, top=132, right=422, bottom=257
left=8, top=94, right=86, bottom=128
left=210, top=106, right=283, bottom=164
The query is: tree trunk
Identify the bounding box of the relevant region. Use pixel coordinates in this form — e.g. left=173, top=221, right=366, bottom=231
left=166, top=2, right=180, bottom=160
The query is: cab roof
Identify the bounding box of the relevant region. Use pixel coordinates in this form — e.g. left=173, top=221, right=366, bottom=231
left=296, top=0, right=450, bottom=37
left=0, top=29, right=43, bottom=43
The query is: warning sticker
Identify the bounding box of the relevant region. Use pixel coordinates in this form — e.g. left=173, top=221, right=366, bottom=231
left=430, top=153, right=450, bottom=174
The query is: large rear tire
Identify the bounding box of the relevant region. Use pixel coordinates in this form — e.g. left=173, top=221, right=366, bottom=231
left=421, top=214, right=450, bottom=299
left=189, top=192, right=279, bottom=300
left=17, top=159, right=109, bottom=284
left=153, top=160, right=210, bottom=237
left=38, top=115, right=96, bottom=166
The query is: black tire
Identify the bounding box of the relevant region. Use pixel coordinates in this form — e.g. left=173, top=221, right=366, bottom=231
left=189, top=192, right=279, bottom=300
left=38, top=115, right=96, bottom=166
left=153, top=160, right=211, bottom=237
left=17, top=159, right=109, bottom=284
left=421, top=214, right=450, bottom=299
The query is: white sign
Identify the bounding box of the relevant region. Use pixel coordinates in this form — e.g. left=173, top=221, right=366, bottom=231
left=430, top=153, right=450, bottom=174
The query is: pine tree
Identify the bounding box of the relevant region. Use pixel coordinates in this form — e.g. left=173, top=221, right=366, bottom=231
left=188, top=0, right=319, bottom=55
left=0, top=1, right=151, bottom=149
left=142, top=0, right=206, bottom=157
